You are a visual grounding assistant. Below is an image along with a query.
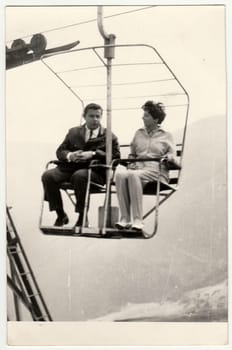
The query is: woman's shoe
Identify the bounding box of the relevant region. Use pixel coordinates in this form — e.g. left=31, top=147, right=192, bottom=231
left=132, top=219, right=144, bottom=231
left=115, top=220, right=131, bottom=230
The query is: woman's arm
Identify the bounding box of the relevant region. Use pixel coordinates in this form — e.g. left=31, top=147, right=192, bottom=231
left=165, top=132, right=176, bottom=161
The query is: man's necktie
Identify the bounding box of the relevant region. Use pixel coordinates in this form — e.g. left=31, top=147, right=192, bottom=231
left=89, top=129, right=93, bottom=140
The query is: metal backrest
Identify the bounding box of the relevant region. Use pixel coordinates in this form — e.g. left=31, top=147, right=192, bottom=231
left=41, top=44, right=189, bottom=147
left=41, top=44, right=189, bottom=194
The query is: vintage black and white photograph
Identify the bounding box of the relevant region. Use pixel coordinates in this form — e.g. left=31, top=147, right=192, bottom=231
left=5, top=3, right=228, bottom=346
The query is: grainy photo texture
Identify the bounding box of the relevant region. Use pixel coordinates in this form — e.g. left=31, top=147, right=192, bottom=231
left=5, top=4, right=227, bottom=346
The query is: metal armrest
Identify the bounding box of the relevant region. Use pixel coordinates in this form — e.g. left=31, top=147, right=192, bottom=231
left=117, top=157, right=161, bottom=167
left=89, top=159, right=112, bottom=169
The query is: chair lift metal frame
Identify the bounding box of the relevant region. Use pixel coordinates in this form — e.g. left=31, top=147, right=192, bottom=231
left=39, top=43, right=189, bottom=239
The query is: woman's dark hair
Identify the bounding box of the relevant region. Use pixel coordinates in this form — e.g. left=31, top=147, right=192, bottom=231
left=142, top=100, right=166, bottom=124
left=83, top=103, right=103, bottom=116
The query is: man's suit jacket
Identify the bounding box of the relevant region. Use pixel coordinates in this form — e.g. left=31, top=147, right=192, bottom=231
left=56, top=124, right=120, bottom=173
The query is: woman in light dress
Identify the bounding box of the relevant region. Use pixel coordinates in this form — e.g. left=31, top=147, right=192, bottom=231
left=115, top=101, right=176, bottom=231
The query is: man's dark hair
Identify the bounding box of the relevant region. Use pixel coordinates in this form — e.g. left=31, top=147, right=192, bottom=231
left=142, top=100, right=166, bottom=124
left=83, top=103, right=103, bottom=116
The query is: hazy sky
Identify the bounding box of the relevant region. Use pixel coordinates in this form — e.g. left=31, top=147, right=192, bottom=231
left=5, top=5, right=226, bottom=145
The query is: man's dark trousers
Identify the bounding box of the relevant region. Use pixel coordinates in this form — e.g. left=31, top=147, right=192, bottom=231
left=42, top=167, right=105, bottom=213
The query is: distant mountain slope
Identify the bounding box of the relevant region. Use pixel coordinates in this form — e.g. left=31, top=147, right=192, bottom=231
left=94, top=279, right=227, bottom=321
left=6, top=114, right=227, bottom=321
left=88, top=114, right=227, bottom=321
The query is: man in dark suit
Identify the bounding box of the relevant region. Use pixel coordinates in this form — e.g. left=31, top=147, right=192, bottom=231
left=42, top=103, right=120, bottom=227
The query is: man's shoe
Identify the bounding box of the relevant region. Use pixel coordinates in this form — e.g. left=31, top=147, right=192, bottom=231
left=75, top=214, right=89, bottom=227
left=54, top=214, right=69, bottom=227
left=132, top=219, right=144, bottom=231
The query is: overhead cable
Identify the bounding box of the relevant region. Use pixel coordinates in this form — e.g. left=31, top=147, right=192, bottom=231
left=7, top=6, right=155, bottom=43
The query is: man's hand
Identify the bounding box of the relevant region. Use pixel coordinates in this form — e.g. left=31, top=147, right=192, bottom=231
left=78, top=151, right=94, bottom=161
left=95, top=149, right=105, bottom=158
left=69, top=150, right=83, bottom=162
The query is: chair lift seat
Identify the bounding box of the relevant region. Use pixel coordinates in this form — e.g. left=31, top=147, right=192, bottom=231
left=40, top=148, right=182, bottom=239
left=60, top=181, right=107, bottom=193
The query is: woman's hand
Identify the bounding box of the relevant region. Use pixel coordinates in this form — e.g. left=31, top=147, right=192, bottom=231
left=163, top=153, right=181, bottom=169
left=127, top=163, right=137, bottom=169
left=166, top=153, right=174, bottom=162
left=127, top=154, right=137, bottom=169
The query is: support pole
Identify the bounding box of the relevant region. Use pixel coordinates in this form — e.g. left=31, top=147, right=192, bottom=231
left=97, top=6, right=116, bottom=229
left=97, top=6, right=116, bottom=167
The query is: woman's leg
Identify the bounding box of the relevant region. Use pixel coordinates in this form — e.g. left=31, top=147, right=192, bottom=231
left=127, top=170, right=143, bottom=223
left=115, top=171, right=131, bottom=223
